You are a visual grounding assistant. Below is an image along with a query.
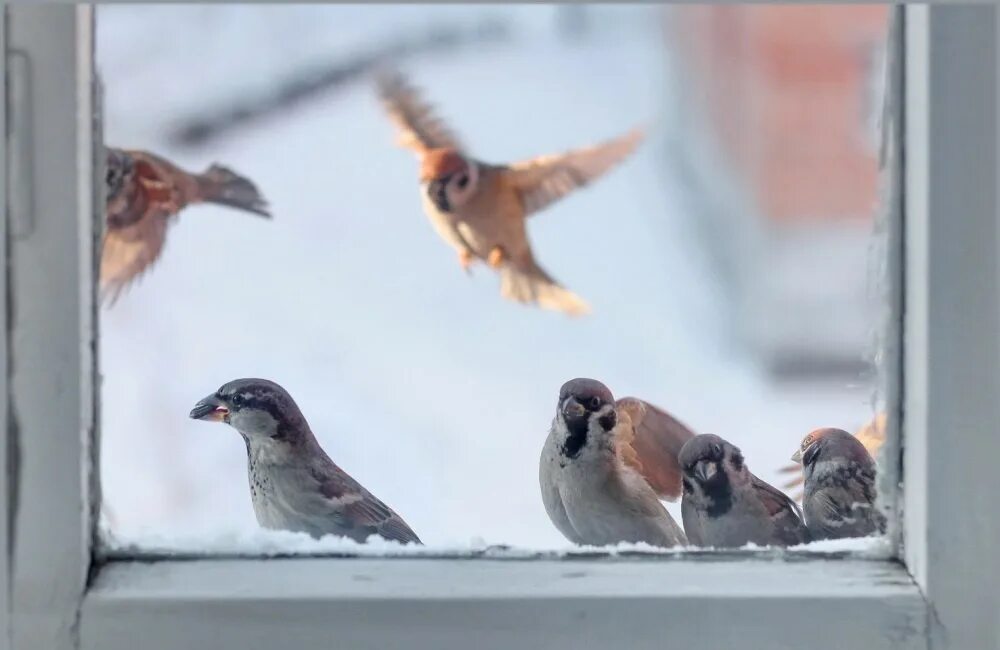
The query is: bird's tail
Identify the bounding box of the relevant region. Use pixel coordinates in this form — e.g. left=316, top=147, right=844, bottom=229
left=197, top=164, right=271, bottom=217
left=499, top=260, right=590, bottom=316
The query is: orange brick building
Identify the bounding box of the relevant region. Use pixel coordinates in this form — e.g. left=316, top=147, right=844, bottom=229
left=666, top=6, right=890, bottom=373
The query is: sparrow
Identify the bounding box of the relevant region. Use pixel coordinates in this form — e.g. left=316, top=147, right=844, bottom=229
left=680, top=434, right=808, bottom=548
left=102, top=147, right=271, bottom=304
left=377, top=71, right=644, bottom=316
left=539, top=378, right=694, bottom=548
left=189, top=378, right=421, bottom=544
left=792, top=427, right=887, bottom=540
left=778, top=412, right=886, bottom=500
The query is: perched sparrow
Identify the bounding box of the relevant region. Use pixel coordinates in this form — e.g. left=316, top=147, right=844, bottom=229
left=377, top=71, right=643, bottom=316
left=680, top=434, right=808, bottom=548
left=778, top=412, right=886, bottom=500
left=102, top=147, right=271, bottom=304
left=189, top=378, right=420, bottom=544
left=792, top=428, right=887, bottom=540
left=539, top=378, right=693, bottom=547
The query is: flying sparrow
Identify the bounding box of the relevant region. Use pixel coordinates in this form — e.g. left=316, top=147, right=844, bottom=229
left=778, top=412, right=886, bottom=500
left=792, top=427, right=887, bottom=540
left=189, top=378, right=421, bottom=544
left=680, top=434, right=808, bottom=548
left=103, top=147, right=271, bottom=304
left=377, top=71, right=643, bottom=316
left=539, top=378, right=693, bottom=547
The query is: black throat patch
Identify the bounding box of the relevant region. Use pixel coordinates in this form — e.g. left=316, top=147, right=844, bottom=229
left=561, top=417, right=589, bottom=459
left=428, top=178, right=451, bottom=212
left=702, top=470, right=734, bottom=518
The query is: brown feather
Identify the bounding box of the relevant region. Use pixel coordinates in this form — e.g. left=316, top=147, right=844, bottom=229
left=506, top=127, right=644, bottom=216
left=376, top=70, right=463, bottom=156
left=102, top=148, right=269, bottom=304
left=616, top=397, right=697, bottom=501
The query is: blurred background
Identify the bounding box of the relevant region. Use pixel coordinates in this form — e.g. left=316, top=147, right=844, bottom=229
left=98, top=4, right=889, bottom=549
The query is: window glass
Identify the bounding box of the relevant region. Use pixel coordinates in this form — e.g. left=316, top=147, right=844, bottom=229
left=98, top=4, right=890, bottom=553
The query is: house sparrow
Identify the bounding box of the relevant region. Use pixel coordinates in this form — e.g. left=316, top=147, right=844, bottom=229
left=680, top=434, right=808, bottom=548
left=377, top=71, right=643, bottom=316
left=539, top=378, right=693, bottom=547
left=102, top=147, right=271, bottom=304
left=778, top=412, right=886, bottom=500
left=792, top=427, right=887, bottom=540
left=189, top=378, right=420, bottom=544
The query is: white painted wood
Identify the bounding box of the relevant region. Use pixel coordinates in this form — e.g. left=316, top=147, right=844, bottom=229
left=6, top=6, right=96, bottom=650
left=81, top=559, right=926, bottom=650
left=904, top=6, right=1000, bottom=650
left=0, top=10, right=9, bottom=650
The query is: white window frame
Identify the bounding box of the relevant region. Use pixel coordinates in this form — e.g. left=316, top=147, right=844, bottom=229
left=1, top=5, right=998, bottom=649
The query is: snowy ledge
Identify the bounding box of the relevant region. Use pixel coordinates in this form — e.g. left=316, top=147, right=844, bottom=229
left=100, top=525, right=894, bottom=561
left=81, top=553, right=924, bottom=650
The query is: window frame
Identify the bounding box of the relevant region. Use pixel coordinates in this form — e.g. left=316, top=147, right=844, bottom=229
left=2, top=5, right=998, bottom=649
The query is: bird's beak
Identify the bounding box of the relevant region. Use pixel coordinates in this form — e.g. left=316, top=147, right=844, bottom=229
left=791, top=449, right=803, bottom=464
left=189, top=394, right=230, bottom=422
left=562, top=397, right=586, bottom=419
left=694, top=460, right=717, bottom=483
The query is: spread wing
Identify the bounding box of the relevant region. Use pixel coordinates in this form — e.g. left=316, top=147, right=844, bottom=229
left=100, top=206, right=172, bottom=305
left=616, top=397, right=697, bottom=501
left=506, top=127, right=643, bottom=217
left=316, top=470, right=421, bottom=545
left=751, top=473, right=809, bottom=546
left=101, top=152, right=192, bottom=304
left=376, top=70, right=463, bottom=155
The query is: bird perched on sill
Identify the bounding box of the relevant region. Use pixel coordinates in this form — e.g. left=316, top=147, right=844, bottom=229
left=778, top=412, right=886, bottom=501
left=102, top=147, right=270, bottom=304
left=377, top=71, right=643, bottom=316
left=792, top=427, right=887, bottom=541
left=190, top=378, right=421, bottom=545
left=680, top=434, right=808, bottom=548
left=540, top=378, right=694, bottom=548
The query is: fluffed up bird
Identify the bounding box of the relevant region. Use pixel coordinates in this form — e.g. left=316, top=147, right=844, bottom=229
left=377, top=71, right=644, bottom=316
left=103, top=147, right=271, bottom=304
left=778, top=412, right=886, bottom=501
left=680, top=434, right=808, bottom=548
left=189, top=378, right=420, bottom=544
left=539, top=378, right=694, bottom=548
left=793, top=427, right=887, bottom=541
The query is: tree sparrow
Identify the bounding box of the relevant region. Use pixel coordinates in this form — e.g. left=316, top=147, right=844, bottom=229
left=377, top=71, right=643, bottom=316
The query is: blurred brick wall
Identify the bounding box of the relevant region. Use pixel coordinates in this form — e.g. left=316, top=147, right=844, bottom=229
left=670, top=5, right=888, bottom=223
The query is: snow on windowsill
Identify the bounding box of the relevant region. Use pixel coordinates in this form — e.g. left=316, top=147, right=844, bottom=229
left=100, top=524, right=893, bottom=562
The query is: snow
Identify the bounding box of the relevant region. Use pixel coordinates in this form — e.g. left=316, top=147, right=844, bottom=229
left=100, top=522, right=889, bottom=560
left=97, top=5, right=883, bottom=552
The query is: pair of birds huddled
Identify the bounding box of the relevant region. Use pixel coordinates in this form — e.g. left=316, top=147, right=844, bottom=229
left=188, top=376, right=885, bottom=548
left=102, top=71, right=642, bottom=312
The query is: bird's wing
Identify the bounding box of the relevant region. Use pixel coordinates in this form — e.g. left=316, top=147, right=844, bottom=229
left=750, top=473, right=809, bottom=545
left=616, top=397, right=697, bottom=501
left=854, top=412, right=887, bottom=458
left=316, top=470, right=421, bottom=545
left=100, top=208, right=171, bottom=305
left=806, top=486, right=885, bottom=540
left=505, top=127, right=643, bottom=217
left=376, top=70, right=463, bottom=155
left=681, top=498, right=705, bottom=547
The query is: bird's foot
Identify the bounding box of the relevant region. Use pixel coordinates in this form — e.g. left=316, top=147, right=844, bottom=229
left=487, top=246, right=506, bottom=269
left=459, top=250, right=475, bottom=275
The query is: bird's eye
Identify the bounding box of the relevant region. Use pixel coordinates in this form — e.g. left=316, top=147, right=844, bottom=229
left=229, top=394, right=243, bottom=408
left=455, top=173, right=469, bottom=189
left=588, top=396, right=602, bottom=410
left=712, top=443, right=723, bottom=458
